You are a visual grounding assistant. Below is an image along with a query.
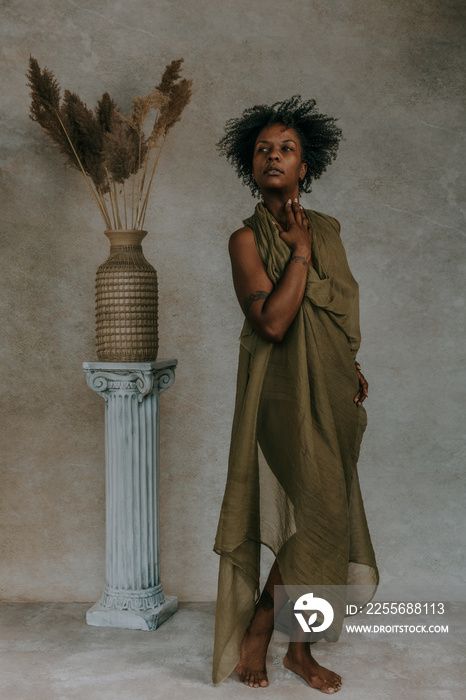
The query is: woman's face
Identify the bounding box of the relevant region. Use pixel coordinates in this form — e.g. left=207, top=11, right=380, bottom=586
left=251, top=123, right=307, bottom=195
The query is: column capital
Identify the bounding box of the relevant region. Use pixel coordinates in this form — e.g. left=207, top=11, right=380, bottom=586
left=83, top=360, right=177, bottom=401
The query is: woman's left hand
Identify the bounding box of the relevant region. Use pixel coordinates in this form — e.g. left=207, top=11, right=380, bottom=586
left=354, top=361, right=368, bottom=406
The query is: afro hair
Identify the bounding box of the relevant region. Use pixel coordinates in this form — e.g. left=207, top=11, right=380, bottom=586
left=217, top=95, right=342, bottom=198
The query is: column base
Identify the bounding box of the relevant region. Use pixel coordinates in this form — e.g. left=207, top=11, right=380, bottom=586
left=86, top=595, right=178, bottom=630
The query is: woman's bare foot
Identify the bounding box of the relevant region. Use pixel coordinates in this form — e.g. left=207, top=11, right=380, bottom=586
left=236, top=628, right=270, bottom=687
left=283, top=646, right=342, bottom=694
left=235, top=588, right=276, bottom=687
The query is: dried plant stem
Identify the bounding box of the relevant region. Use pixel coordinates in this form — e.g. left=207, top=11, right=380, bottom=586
left=139, top=135, right=167, bottom=229
left=104, top=166, right=117, bottom=228
left=135, top=135, right=158, bottom=226
left=122, top=181, right=128, bottom=229
left=131, top=136, right=141, bottom=227
left=133, top=130, right=145, bottom=228
left=108, top=190, right=117, bottom=229
left=112, top=181, right=122, bottom=229
left=99, top=189, right=113, bottom=230
left=106, top=169, right=122, bottom=228
left=131, top=169, right=136, bottom=228
left=134, top=167, right=141, bottom=227
left=53, top=109, right=111, bottom=228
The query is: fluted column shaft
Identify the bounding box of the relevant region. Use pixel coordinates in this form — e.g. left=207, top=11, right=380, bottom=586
left=83, top=360, right=177, bottom=630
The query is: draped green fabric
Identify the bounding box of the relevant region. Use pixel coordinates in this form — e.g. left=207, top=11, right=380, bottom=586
left=212, top=202, right=379, bottom=685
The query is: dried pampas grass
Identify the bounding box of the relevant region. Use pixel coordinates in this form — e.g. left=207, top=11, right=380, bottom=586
left=27, top=56, right=192, bottom=230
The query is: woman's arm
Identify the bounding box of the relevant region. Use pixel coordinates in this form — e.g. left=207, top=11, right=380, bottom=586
left=229, top=199, right=312, bottom=343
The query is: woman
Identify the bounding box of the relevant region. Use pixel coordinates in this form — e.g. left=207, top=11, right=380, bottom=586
left=212, top=96, right=379, bottom=692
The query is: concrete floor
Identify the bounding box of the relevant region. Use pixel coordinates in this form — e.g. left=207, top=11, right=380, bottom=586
left=0, top=602, right=463, bottom=700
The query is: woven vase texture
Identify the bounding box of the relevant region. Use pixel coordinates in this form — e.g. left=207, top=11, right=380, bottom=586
left=95, top=230, right=158, bottom=362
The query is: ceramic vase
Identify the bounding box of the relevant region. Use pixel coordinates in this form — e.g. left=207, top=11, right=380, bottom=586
left=95, top=230, right=158, bottom=362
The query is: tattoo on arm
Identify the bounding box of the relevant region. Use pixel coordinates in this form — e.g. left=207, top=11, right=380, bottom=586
left=257, top=588, right=274, bottom=611
left=243, top=290, right=270, bottom=318
left=290, top=255, right=308, bottom=266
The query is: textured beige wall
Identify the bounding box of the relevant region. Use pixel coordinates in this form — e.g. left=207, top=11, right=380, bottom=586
left=0, top=0, right=464, bottom=602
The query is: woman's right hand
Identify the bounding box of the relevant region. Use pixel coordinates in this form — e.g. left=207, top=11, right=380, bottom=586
left=273, top=198, right=313, bottom=264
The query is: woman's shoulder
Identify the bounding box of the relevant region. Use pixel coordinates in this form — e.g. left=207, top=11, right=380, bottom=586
left=228, top=225, right=254, bottom=251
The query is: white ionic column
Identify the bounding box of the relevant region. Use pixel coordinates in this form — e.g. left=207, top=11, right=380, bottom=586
left=83, top=360, right=178, bottom=630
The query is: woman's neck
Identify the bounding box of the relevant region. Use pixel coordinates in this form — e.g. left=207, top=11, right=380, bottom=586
left=260, top=189, right=301, bottom=229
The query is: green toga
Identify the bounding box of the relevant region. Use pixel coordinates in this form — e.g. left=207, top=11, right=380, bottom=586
left=212, top=202, right=379, bottom=685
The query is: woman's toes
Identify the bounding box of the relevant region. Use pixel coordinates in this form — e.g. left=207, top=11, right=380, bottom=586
left=326, top=680, right=341, bottom=693
left=244, top=671, right=268, bottom=688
